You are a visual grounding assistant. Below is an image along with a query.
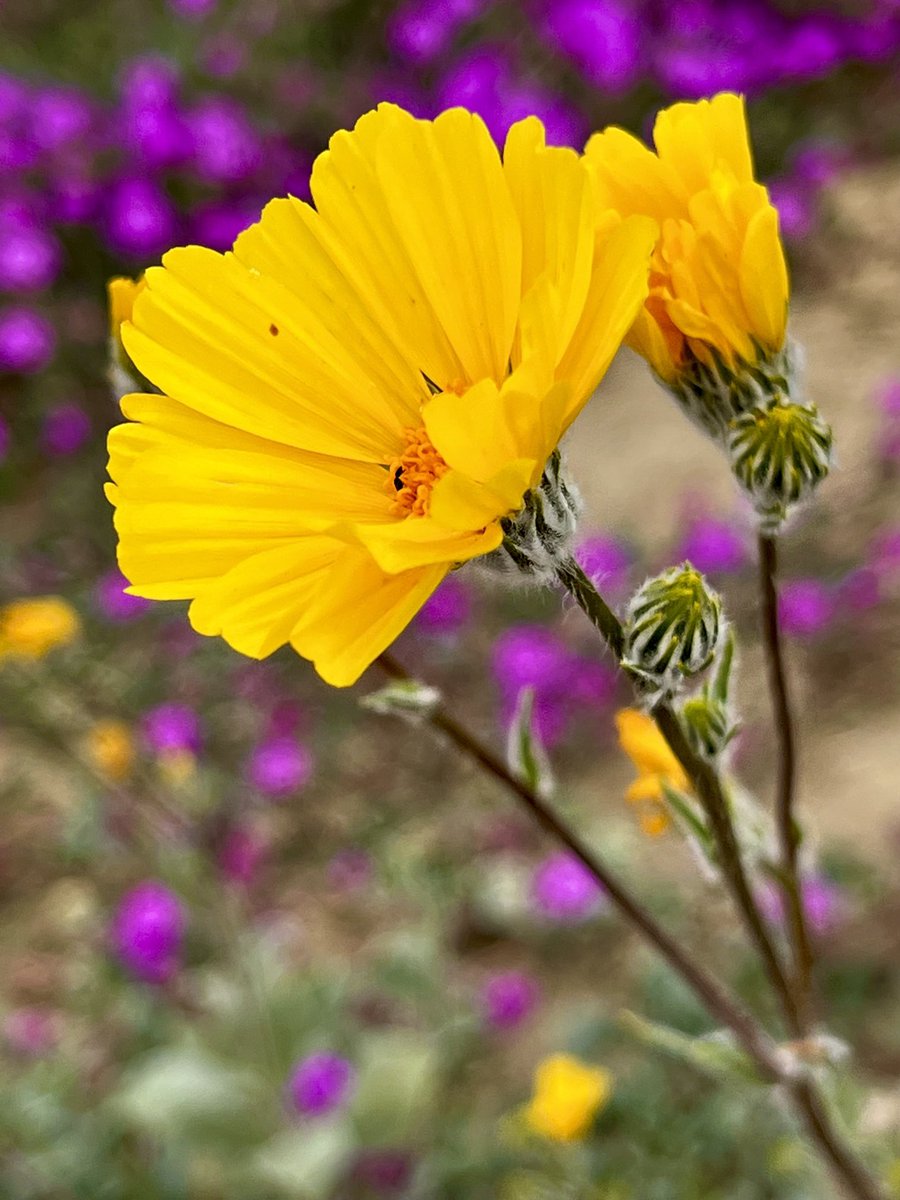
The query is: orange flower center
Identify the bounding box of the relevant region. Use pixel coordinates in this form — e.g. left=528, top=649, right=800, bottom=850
left=387, top=426, right=449, bottom=518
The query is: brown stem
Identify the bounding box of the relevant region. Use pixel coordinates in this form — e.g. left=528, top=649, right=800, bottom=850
left=556, top=557, right=802, bottom=1037
left=374, top=651, right=886, bottom=1200
left=377, top=650, right=782, bottom=1080
left=758, top=532, right=816, bottom=1031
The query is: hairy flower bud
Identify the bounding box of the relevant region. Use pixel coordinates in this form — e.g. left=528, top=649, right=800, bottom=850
left=680, top=694, right=735, bottom=760
left=728, top=399, right=833, bottom=532
left=489, top=450, right=582, bottom=582
left=623, top=564, right=724, bottom=698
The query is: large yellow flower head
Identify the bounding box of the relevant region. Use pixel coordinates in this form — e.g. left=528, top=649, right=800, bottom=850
left=585, top=93, right=790, bottom=428
left=107, top=104, right=655, bottom=686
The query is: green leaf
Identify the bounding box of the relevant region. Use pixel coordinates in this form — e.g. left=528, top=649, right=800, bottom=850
left=114, top=1047, right=272, bottom=1148
left=619, top=1011, right=764, bottom=1084
left=351, top=1032, right=441, bottom=1145
left=253, top=1122, right=355, bottom=1198
left=360, top=680, right=441, bottom=721
left=506, top=687, right=554, bottom=799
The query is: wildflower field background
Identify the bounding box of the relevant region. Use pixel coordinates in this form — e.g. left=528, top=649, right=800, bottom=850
left=2, top=1, right=900, bottom=1197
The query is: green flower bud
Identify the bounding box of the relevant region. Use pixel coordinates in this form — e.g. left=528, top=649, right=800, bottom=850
left=490, top=449, right=582, bottom=582
left=680, top=695, right=736, bottom=760
left=623, top=564, right=724, bottom=698
left=728, top=399, right=833, bottom=533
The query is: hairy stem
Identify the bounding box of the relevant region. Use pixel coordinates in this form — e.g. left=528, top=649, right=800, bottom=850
left=377, top=651, right=781, bottom=1078
left=375, top=650, right=886, bottom=1200
left=555, top=556, right=802, bottom=1036
left=758, top=531, right=816, bottom=1031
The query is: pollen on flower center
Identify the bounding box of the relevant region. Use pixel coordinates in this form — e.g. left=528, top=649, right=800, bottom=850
left=387, top=426, right=449, bottom=518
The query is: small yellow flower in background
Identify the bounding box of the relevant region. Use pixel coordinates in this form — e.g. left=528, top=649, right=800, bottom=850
left=85, top=720, right=134, bottom=781
left=615, top=708, right=690, bottom=837
left=0, top=596, right=80, bottom=661
left=524, top=1053, right=612, bottom=1142
left=584, top=92, right=789, bottom=393
left=106, top=104, right=657, bottom=687
left=107, top=275, right=146, bottom=342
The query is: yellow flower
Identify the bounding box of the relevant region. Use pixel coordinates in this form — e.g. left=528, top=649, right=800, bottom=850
left=106, top=104, right=656, bottom=686
left=615, top=708, right=689, bottom=836
left=107, top=275, right=146, bottom=342
left=85, top=720, right=134, bottom=781
left=584, top=92, right=788, bottom=386
left=0, top=596, right=80, bottom=660
left=524, top=1053, right=612, bottom=1142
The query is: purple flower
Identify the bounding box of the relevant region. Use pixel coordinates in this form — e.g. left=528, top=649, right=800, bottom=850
left=353, top=1150, right=414, bottom=1193
left=769, top=179, right=815, bottom=242
left=415, top=575, right=471, bottom=635
left=875, top=376, right=900, bottom=419
left=676, top=517, right=747, bottom=575
left=777, top=15, right=843, bottom=80
left=288, top=1052, right=356, bottom=1117
left=496, top=82, right=586, bottom=148
left=191, top=199, right=263, bottom=252
left=0, top=306, right=55, bottom=374
left=388, top=0, right=481, bottom=63
left=187, top=98, right=261, bottom=184
left=531, top=852, right=605, bottom=921
left=575, top=533, right=631, bottom=598
left=142, top=703, right=201, bottom=755
left=777, top=580, right=835, bottom=638
left=327, top=848, right=373, bottom=893
left=30, top=88, right=93, bottom=153
left=218, top=824, right=268, bottom=887
left=0, top=219, right=61, bottom=293
left=757, top=875, right=845, bottom=936
left=870, top=527, right=900, bottom=582
left=837, top=568, right=880, bottom=614
left=112, top=881, right=185, bottom=983
left=4, top=1007, right=58, bottom=1057
left=247, top=736, right=312, bottom=797
left=568, top=658, right=617, bottom=708
left=169, top=0, right=217, bottom=18
left=480, top=970, right=539, bottom=1029
left=104, top=177, right=178, bottom=259
left=544, top=0, right=641, bottom=93
left=40, top=403, right=91, bottom=457
left=119, top=57, right=181, bottom=110
left=492, top=625, right=570, bottom=697
left=437, top=47, right=506, bottom=139
left=94, top=567, right=151, bottom=622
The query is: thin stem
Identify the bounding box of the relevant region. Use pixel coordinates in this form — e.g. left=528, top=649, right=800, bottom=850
left=374, top=650, right=887, bottom=1200
left=758, top=531, right=816, bottom=1031
left=556, top=557, right=803, bottom=1037
left=377, top=651, right=782, bottom=1080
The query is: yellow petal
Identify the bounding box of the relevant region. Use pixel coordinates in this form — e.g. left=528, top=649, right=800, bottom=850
left=740, top=204, right=789, bottom=351
left=504, top=118, right=594, bottom=362
left=123, top=246, right=408, bottom=462
left=350, top=516, right=502, bottom=572
left=557, top=215, right=657, bottom=418
left=188, top=537, right=342, bottom=659
left=303, top=104, right=467, bottom=389
left=428, top=460, right=535, bottom=531
left=422, top=379, right=518, bottom=482
left=372, top=106, right=522, bottom=384
left=291, top=550, right=447, bottom=686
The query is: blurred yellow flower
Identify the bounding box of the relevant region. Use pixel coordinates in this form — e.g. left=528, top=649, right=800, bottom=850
left=86, top=720, right=134, bottom=781
left=107, top=275, right=146, bottom=341
left=615, top=708, right=690, bottom=837
left=107, top=104, right=656, bottom=686
left=584, top=93, right=789, bottom=388
left=524, top=1053, right=612, bottom=1142
left=0, top=596, right=80, bottom=660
